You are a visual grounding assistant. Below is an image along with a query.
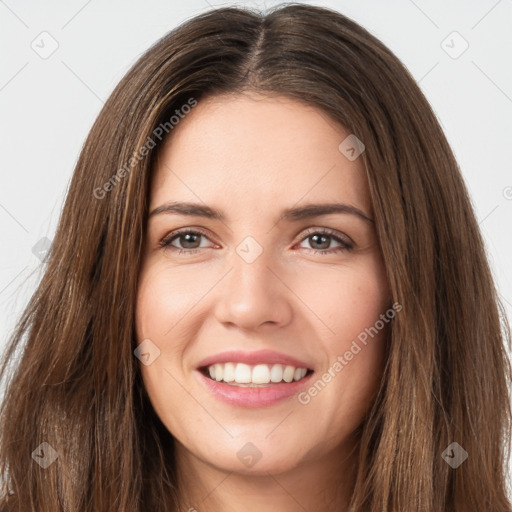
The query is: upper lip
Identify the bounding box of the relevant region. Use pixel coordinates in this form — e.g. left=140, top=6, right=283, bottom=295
left=196, top=349, right=314, bottom=370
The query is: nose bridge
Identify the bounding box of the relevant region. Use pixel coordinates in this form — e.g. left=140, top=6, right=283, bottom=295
left=213, top=235, right=293, bottom=329
left=229, top=235, right=278, bottom=304
left=232, top=238, right=274, bottom=292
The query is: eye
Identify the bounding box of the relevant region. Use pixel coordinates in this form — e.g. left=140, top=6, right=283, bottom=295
left=159, top=227, right=354, bottom=256
left=160, top=228, right=215, bottom=255
left=296, top=228, right=353, bottom=255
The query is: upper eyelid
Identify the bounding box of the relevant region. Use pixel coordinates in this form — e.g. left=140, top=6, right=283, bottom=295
left=162, top=227, right=215, bottom=244
left=162, top=226, right=353, bottom=247
left=299, top=226, right=353, bottom=245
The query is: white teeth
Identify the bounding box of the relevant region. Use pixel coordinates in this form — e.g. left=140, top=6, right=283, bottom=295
left=205, top=362, right=309, bottom=385
left=234, top=363, right=252, bottom=383
left=214, top=363, right=223, bottom=382
left=283, top=365, right=295, bottom=383
left=251, top=364, right=270, bottom=384
left=223, top=362, right=235, bottom=382
left=270, top=364, right=283, bottom=383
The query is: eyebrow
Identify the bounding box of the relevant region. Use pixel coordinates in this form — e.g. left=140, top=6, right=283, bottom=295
left=148, top=201, right=374, bottom=224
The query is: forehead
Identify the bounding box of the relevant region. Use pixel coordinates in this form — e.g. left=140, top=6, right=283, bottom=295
left=150, top=93, right=371, bottom=219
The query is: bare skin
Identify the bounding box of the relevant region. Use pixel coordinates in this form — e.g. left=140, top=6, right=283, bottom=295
left=136, top=92, right=391, bottom=511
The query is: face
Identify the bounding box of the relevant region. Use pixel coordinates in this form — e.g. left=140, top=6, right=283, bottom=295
left=136, top=92, right=391, bottom=476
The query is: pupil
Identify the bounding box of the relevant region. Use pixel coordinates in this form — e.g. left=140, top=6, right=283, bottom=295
left=312, top=234, right=329, bottom=249
left=182, top=234, right=199, bottom=248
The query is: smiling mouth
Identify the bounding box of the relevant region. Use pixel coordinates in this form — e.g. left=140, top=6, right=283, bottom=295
left=199, top=362, right=314, bottom=387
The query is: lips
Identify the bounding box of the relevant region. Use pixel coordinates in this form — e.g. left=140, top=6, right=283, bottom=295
left=196, top=349, right=313, bottom=369
left=195, top=349, right=315, bottom=407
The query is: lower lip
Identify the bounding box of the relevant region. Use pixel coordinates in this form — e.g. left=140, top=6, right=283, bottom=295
left=196, top=370, right=314, bottom=408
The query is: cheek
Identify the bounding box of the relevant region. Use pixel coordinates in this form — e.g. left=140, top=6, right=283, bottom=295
left=294, top=253, right=390, bottom=411
left=135, top=266, right=190, bottom=391
left=135, top=264, right=197, bottom=427
left=294, top=252, right=390, bottom=343
left=135, top=262, right=202, bottom=342
left=335, top=256, right=390, bottom=380
left=136, top=262, right=163, bottom=341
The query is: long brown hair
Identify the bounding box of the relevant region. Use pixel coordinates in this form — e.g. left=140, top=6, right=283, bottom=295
left=1, top=3, right=511, bottom=511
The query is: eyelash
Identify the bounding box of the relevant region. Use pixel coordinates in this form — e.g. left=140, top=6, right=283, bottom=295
left=159, top=227, right=354, bottom=256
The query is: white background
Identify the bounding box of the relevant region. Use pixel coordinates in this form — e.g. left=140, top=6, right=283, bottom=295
left=1, top=0, right=511, bottom=484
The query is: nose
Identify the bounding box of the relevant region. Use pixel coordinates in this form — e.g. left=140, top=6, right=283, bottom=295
left=213, top=246, right=294, bottom=331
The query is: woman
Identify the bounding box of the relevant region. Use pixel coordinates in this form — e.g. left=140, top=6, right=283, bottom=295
left=1, top=4, right=511, bottom=511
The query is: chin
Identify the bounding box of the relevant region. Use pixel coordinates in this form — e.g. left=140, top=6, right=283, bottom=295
left=195, top=437, right=307, bottom=476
